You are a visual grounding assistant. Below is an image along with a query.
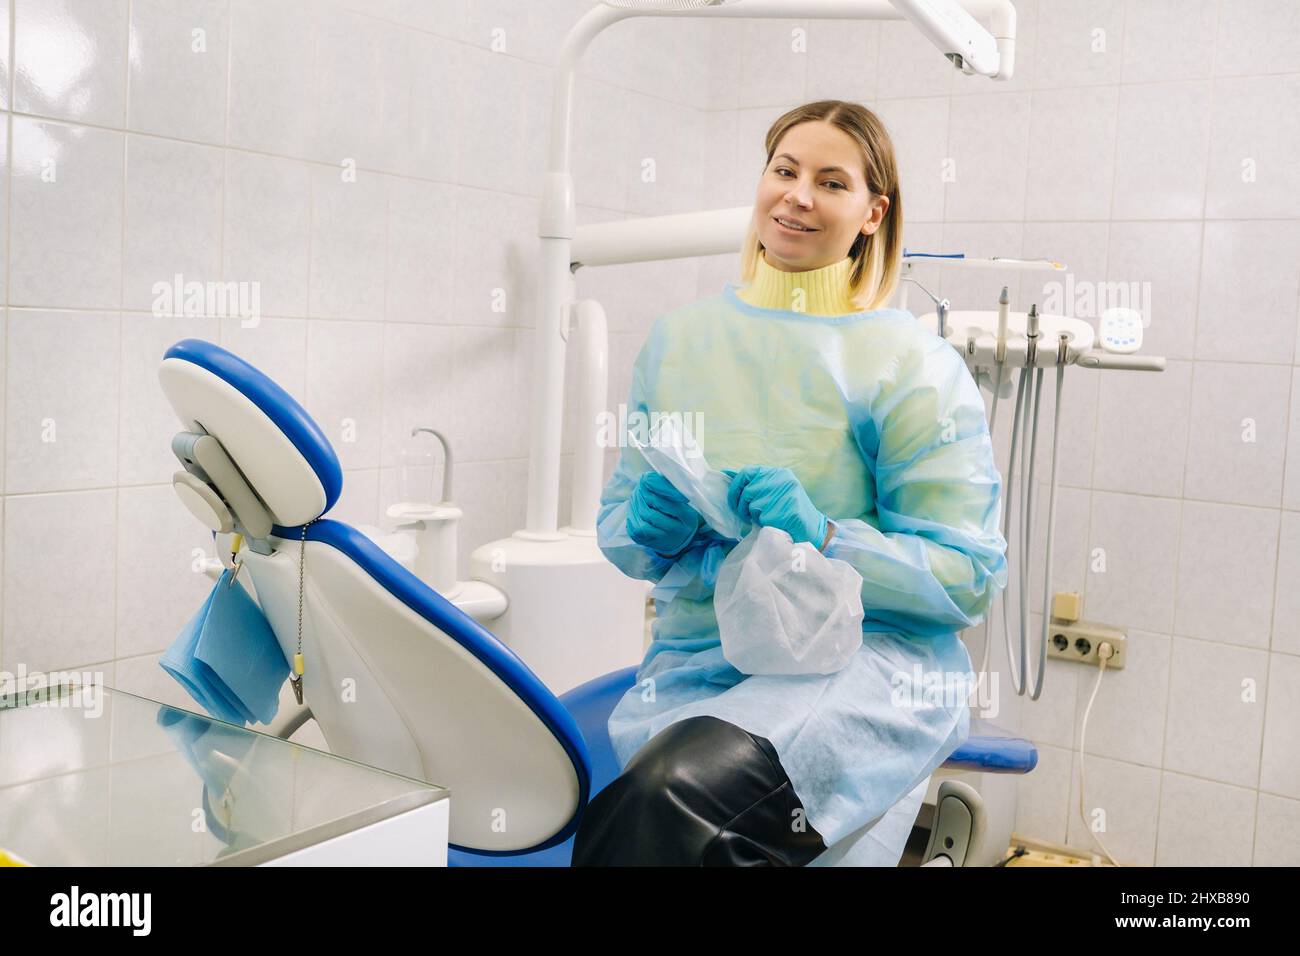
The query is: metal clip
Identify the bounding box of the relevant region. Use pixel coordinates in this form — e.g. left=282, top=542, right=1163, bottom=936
left=225, top=533, right=245, bottom=588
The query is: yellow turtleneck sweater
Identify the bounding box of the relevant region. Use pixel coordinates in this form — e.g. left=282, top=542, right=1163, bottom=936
left=736, top=251, right=861, bottom=316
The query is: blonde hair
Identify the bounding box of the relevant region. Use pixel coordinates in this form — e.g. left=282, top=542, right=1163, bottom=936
left=740, top=100, right=903, bottom=311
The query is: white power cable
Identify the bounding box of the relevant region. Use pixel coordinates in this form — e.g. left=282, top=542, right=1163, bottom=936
left=1078, top=642, right=1122, bottom=867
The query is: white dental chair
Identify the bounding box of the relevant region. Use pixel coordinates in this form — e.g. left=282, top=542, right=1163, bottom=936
left=159, top=338, right=1036, bottom=866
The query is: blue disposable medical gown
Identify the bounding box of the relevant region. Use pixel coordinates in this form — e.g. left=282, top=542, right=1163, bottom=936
left=597, top=282, right=1008, bottom=866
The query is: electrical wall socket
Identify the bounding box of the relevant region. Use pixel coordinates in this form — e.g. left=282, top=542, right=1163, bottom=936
left=1045, top=621, right=1126, bottom=669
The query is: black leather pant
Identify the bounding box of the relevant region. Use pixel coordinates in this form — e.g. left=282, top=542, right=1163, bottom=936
left=571, top=715, right=828, bottom=866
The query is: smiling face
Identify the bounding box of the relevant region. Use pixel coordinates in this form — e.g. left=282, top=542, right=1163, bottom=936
left=754, top=121, right=890, bottom=273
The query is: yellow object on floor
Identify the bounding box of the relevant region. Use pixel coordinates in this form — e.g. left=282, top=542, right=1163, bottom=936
left=1001, top=844, right=1114, bottom=867
left=0, top=847, right=32, bottom=866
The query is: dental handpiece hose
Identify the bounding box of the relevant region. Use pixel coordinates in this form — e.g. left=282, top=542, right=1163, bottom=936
left=1019, top=306, right=1043, bottom=697
left=1000, top=366, right=1028, bottom=693
left=1032, top=333, right=1070, bottom=701
left=978, top=291, right=1010, bottom=690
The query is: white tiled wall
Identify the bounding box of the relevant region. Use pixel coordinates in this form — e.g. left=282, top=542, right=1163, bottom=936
left=2, top=0, right=1297, bottom=867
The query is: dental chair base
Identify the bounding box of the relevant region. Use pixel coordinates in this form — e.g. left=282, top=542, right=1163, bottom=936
left=920, top=780, right=988, bottom=867
left=926, top=767, right=1018, bottom=867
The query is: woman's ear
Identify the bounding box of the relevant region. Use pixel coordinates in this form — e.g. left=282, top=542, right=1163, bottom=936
left=861, top=194, right=890, bottom=236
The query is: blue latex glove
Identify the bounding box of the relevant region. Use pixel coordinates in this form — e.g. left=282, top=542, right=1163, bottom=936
left=627, top=472, right=703, bottom=557
left=724, top=465, right=829, bottom=549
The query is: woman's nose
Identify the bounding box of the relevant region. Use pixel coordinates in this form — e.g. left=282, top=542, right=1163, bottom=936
left=785, top=178, right=813, bottom=206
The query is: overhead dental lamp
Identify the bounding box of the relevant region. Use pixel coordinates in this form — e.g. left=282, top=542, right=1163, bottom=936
left=599, top=0, right=1014, bottom=79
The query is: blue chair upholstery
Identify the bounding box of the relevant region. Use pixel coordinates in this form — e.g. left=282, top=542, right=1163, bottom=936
left=448, top=666, right=1038, bottom=866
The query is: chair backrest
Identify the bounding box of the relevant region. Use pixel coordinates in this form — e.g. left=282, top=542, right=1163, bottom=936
left=159, top=339, right=591, bottom=854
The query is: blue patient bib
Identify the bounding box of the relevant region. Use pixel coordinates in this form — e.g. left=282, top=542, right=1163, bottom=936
left=161, top=569, right=288, bottom=726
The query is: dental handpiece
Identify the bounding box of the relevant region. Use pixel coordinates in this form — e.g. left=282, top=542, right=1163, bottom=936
left=996, top=286, right=1009, bottom=363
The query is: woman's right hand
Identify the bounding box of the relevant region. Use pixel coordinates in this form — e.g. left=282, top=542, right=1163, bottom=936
left=627, top=473, right=702, bottom=557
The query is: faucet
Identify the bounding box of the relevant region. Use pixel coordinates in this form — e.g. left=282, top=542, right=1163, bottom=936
left=901, top=275, right=949, bottom=339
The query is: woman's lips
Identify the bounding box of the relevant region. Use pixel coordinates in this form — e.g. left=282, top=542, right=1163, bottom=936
left=773, top=216, right=818, bottom=235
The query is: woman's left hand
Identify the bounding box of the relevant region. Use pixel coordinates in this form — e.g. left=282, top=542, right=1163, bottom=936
left=724, top=465, right=829, bottom=548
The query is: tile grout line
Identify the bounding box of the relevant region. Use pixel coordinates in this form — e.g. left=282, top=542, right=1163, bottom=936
left=113, top=0, right=133, bottom=666
left=0, top=0, right=10, bottom=672
left=1254, top=325, right=1292, bottom=860
left=1157, top=0, right=1217, bottom=865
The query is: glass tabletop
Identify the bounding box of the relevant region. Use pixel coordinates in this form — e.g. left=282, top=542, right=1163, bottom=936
left=0, top=682, right=447, bottom=866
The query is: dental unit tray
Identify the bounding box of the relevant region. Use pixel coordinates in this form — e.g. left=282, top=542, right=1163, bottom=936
left=934, top=309, right=1094, bottom=367
left=920, top=309, right=1166, bottom=373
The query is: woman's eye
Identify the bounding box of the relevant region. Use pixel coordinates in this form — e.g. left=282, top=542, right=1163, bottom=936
left=776, top=168, right=845, bottom=190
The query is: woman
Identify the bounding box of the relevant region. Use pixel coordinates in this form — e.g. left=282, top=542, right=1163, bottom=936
left=572, top=100, right=1008, bottom=867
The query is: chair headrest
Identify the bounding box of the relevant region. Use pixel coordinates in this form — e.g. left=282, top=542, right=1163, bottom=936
left=159, top=339, right=343, bottom=529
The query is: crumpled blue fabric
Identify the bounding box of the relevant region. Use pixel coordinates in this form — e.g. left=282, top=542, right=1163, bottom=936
left=596, top=282, right=1008, bottom=865
left=160, top=568, right=287, bottom=726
